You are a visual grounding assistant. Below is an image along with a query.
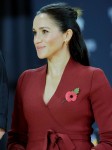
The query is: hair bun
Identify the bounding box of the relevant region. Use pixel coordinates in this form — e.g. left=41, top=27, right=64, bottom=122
left=73, top=8, right=83, bottom=20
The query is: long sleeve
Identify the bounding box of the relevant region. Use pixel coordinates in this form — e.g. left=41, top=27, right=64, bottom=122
left=90, top=69, right=112, bottom=150
left=7, top=72, right=28, bottom=150
left=0, top=51, right=9, bottom=130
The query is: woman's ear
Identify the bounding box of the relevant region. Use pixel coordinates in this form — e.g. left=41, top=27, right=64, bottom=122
left=64, top=29, right=73, bottom=43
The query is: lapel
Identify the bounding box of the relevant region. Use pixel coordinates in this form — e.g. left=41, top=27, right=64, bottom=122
left=40, top=58, right=81, bottom=107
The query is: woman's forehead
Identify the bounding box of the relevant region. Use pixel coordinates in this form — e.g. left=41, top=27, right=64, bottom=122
left=33, top=13, right=58, bottom=29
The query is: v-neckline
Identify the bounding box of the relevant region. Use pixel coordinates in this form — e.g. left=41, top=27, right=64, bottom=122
left=40, top=57, right=76, bottom=107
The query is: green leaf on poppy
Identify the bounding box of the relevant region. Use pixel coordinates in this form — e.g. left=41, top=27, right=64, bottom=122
left=73, top=88, right=79, bottom=94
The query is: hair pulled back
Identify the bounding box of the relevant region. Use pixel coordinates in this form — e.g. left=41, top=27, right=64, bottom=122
left=37, top=3, right=90, bottom=66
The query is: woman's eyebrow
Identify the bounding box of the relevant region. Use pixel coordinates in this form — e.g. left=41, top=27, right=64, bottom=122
left=39, top=27, right=50, bottom=30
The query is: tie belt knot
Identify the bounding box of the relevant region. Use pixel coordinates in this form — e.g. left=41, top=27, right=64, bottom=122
left=43, top=129, right=88, bottom=150
left=48, top=131, right=61, bottom=147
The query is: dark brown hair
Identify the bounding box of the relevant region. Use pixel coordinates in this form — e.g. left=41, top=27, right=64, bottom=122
left=37, top=2, right=90, bottom=66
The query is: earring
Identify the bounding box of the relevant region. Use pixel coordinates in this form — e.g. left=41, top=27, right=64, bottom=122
left=64, top=41, right=68, bottom=46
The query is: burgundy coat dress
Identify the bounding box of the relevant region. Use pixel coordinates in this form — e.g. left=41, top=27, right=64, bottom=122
left=8, top=58, right=112, bottom=150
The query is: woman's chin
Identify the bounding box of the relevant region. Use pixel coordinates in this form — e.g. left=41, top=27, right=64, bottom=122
left=37, top=54, right=47, bottom=59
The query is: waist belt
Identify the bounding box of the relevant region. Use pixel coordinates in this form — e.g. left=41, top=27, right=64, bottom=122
left=42, top=129, right=90, bottom=150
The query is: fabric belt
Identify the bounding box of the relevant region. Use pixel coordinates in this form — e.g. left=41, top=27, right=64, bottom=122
left=42, top=129, right=90, bottom=150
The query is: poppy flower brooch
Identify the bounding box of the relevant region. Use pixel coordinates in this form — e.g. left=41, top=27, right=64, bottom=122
left=63, top=88, right=80, bottom=103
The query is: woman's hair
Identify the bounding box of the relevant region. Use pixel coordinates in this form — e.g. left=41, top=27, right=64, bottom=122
left=36, top=2, right=90, bottom=66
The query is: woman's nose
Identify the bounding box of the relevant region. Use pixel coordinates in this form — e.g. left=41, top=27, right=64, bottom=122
left=34, top=34, right=42, bottom=44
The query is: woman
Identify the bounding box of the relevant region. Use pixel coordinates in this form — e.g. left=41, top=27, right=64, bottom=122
left=8, top=3, right=112, bottom=150
left=0, top=50, right=8, bottom=140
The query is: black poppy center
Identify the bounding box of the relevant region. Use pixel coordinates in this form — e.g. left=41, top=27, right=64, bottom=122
left=70, top=95, right=73, bottom=98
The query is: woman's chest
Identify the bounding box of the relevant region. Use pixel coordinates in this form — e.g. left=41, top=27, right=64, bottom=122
left=21, top=76, right=93, bottom=127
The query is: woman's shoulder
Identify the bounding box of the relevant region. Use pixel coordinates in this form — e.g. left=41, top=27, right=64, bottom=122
left=86, top=66, right=106, bottom=79
left=22, top=64, right=46, bottom=75
left=76, top=63, right=109, bottom=85
left=77, top=62, right=104, bottom=74
left=18, top=65, right=46, bottom=82
left=76, top=62, right=107, bottom=80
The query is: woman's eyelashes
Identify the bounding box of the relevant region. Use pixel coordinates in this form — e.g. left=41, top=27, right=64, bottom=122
left=32, top=29, right=49, bottom=36
left=32, top=30, right=37, bottom=36
left=42, top=29, right=49, bottom=34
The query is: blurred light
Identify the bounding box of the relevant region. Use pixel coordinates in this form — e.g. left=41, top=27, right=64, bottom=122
left=107, top=7, right=112, bottom=24
left=85, top=39, right=97, bottom=55
left=91, top=134, right=98, bottom=146
left=77, top=17, right=85, bottom=31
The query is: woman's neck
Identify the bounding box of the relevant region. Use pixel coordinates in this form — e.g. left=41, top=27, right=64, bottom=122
left=47, top=52, right=70, bottom=77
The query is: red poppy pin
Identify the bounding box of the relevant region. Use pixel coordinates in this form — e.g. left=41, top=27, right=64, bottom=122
left=64, top=88, right=80, bottom=103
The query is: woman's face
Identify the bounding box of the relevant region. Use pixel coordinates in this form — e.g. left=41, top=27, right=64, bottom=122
left=33, top=13, right=66, bottom=59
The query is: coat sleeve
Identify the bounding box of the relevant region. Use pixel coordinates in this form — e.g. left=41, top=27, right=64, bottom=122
left=0, top=51, right=9, bottom=130
left=7, top=72, right=28, bottom=150
left=90, top=69, right=112, bottom=150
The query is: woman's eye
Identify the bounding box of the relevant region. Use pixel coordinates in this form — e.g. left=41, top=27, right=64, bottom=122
left=42, top=30, right=48, bottom=34
left=32, top=31, right=37, bottom=35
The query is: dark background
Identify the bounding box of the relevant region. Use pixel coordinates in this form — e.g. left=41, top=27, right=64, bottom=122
left=0, top=0, right=112, bottom=149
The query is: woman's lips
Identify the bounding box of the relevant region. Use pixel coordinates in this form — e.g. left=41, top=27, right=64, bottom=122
left=36, top=46, right=46, bottom=50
